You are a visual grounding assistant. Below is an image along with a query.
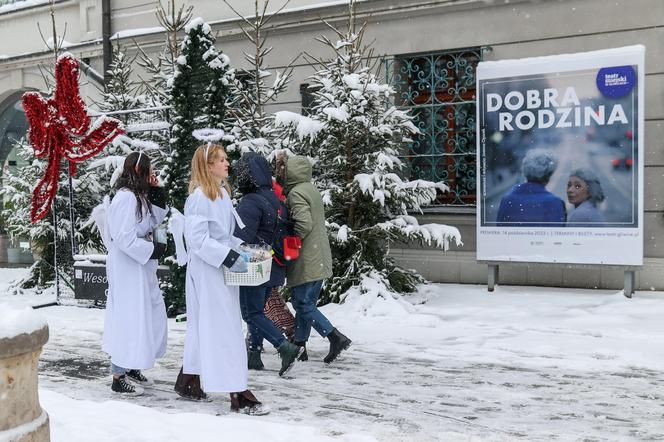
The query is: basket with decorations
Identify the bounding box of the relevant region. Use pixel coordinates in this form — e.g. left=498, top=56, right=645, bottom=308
left=222, top=245, right=273, bottom=286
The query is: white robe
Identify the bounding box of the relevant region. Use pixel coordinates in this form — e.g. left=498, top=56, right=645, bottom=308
left=183, top=187, right=247, bottom=393
left=102, top=189, right=168, bottom=370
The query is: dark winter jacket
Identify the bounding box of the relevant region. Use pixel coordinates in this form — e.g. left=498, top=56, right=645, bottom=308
left=496, top=181, right=566, bottom=227
left=233, top=152, right=285, bottom=287
left=283, top=155, right=333, bottom=287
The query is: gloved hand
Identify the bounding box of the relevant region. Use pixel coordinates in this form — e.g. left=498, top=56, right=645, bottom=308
left=150, top=242, right=167, bottom=260
left=148, top=186, right=167, bottom=210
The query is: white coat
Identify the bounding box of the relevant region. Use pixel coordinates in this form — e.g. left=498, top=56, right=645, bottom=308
left=102, top=189, right=168, bottom=370
left=182, top=187, right=247, bottom=393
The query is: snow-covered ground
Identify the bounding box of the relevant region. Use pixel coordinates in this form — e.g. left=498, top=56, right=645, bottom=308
left=2, top=266, right=664, bottom=441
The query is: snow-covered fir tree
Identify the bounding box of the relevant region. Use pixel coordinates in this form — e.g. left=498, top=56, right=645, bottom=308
left=0, top=139, right=105, bottom=290
left=275, top=2, right=462, bottom=303
left=222, top=0, right=295, bottom=160
left=162, top=17, right=235, bottom=313
left=89, top=42, right=168, bottom=200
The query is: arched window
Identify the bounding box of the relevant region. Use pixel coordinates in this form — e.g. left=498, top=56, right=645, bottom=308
left=0, top=91, right=29, bottom=220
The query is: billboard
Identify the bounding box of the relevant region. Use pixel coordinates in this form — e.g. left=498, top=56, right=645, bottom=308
left=476, top=46, right=644, bottom=265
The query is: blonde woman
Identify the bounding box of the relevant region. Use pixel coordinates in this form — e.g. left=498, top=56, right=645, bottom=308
left=179, top=144, right=268, bottom=415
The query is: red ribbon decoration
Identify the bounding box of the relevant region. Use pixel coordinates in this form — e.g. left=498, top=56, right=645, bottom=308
left=22, top=54, right=124, bottom=223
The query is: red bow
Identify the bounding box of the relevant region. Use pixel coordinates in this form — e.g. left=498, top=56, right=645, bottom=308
left=22, top=54, right=124, bottom=223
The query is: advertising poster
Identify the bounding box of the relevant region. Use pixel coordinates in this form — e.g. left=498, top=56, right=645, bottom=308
left=476, top=46, right=644, bottom=265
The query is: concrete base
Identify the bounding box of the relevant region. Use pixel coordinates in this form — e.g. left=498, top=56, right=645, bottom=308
left=0, top=325, right=50, bottom=441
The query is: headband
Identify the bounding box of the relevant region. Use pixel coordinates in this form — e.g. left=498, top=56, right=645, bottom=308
left=134, top=150, right=143, bottom=173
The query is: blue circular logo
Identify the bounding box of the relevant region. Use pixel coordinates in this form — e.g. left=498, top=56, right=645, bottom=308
left=596, top=66, right=636, bottom=98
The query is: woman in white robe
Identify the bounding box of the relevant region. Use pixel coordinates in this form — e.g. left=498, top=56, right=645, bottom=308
left=179, top=143, right=268, bottom=415
left=102, top=151, right=168, bottom=395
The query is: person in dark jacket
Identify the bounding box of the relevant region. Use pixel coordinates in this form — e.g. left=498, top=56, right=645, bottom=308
left=496, top=148, right=566, bottom=227
left=234, top=152, right=301, bottom=376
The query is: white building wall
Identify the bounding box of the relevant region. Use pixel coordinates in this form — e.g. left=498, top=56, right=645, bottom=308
left=0, top=0, right=662, bottom=289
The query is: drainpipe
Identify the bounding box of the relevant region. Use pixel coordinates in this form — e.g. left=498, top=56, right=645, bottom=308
left=102, top=0, right=112, bottom=85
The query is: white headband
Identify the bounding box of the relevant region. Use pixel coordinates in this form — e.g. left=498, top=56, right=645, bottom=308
left=205, top=142, right=211, bottom=162
left=136, top=150, right=143, bottom=167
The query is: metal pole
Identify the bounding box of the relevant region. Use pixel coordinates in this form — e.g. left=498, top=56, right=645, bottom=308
left=52, top=204, right=60, bottom=304
left=68, top=171, right=77, bottom=256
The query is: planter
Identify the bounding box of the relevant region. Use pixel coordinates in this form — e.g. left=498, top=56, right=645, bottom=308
left=0, top=311, right=50, bottom=441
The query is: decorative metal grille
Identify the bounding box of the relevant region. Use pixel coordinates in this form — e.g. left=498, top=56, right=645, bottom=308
left=385, top=48, right=484, bottom=206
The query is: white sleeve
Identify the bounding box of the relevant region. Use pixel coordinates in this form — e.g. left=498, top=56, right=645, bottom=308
left=108, top=191, right=153, bottom=265
left=184, top=191, right=232, bottom=268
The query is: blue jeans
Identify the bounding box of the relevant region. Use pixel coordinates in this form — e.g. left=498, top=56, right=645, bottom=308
left=111, top=363, right=126, bottom=376
left=240, top=285, right=287, bottom=352
left=291, top=280, right=334, bottom=342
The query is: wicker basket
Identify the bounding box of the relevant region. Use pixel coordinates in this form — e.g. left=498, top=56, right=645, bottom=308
left=222, top=257, right=272, bottom=286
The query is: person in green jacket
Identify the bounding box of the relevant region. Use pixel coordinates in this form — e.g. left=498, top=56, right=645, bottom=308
left=283, top=155, right=351, bottom=364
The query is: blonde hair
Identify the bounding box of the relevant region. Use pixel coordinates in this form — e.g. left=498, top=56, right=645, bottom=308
left=188, top=144, right=232, bottom=200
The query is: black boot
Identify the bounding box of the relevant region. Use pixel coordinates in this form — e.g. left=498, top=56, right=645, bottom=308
left=324, top=328, right=351, bottom=364
left=294, top=341, right=308, bottom=362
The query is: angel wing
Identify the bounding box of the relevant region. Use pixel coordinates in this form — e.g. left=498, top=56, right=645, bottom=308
left=168, top=208, right=188, bottom=266
left=90, top=196, right=112, bottom=250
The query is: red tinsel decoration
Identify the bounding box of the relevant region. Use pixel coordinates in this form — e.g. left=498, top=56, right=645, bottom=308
left=22, top=54, right=124, bottom=223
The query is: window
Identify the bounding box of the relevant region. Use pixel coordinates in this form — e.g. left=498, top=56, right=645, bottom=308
left=386, top=48, right=484, bottom=206
left=299, top=83, right=319, bottom=116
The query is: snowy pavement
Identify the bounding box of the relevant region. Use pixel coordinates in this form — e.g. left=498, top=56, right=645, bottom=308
left=2, top=267, right=664, bottom=441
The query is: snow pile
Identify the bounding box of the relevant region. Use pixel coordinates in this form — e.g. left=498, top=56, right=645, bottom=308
left=0, top=304, right=46, bottom=339
left=41, top=390, right=377, bottom=442
left=332, top=271, right=439, bottom=329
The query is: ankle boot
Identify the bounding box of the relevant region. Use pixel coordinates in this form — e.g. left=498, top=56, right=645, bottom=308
left=294, top=341, right=308, bottom=361
left=277, top=342, right=301, bottom=376
left=247, top=351, right=264, bottom=370
left=174, top=367, right=208, bottom=401
left=324, top=328, right=351, bottom=364
left=230, top=389, right=270, bottom=415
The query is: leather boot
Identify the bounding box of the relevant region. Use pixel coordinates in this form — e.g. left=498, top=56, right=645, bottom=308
left=230, top=389, right=270, bottom=415
left=247, top=351, right=264, bottom=370
left=174, top=367, right=209, bottom=401
left=294, top=340, right=308, bottom=361
left=324, top=328, right=351, bottom=364
left=277, top=342, right=301, bottom=376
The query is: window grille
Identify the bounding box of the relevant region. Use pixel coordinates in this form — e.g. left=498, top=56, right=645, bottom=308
left=384, top=48, right=485, bottom=206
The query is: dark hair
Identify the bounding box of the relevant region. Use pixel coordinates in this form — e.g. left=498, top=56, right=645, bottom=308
left=569, top=168, right=605, bottom=205
left=115, top=151, right=152, bottom=220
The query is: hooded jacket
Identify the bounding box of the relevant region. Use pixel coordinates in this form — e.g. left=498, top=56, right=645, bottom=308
left=284, top=155, right=333, bottom=287
left=233, top=152, right=285, bottom=287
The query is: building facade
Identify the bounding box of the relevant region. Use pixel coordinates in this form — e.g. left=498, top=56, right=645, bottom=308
left=0, top=0, right=662, bottom=289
